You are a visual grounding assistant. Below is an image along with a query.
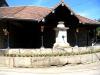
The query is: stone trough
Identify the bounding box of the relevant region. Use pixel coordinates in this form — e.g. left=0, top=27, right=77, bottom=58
left=0, top=46, right=100, bottom=68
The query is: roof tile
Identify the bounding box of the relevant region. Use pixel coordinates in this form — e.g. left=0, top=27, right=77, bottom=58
left=0, top=6, right=99, bottom=24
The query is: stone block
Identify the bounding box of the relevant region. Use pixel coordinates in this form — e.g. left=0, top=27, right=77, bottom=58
left=14, top=57, right=31, bottom=68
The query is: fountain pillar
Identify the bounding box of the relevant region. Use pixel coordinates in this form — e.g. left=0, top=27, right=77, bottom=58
left=53, top=21, right=70, bottom=49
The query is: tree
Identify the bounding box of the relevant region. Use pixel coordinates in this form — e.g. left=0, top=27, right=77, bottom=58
left=96, top=19, right=100, bottom=38
left=98, top=19, right=100, bottom=22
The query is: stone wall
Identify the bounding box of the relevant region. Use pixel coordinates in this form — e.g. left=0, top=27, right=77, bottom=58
left=0, top=46, right=100, bottom=68
left=0, top=52, right=100, bottom=68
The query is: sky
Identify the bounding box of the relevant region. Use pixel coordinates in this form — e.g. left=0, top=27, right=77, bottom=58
left=7, top=0, right=100, bottom=20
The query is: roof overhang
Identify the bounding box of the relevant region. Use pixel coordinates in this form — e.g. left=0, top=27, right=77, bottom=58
left=0, top=1, right=100, bottom=25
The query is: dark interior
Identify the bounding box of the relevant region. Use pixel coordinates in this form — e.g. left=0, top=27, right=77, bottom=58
left=9, top=20, right=41, bottom=48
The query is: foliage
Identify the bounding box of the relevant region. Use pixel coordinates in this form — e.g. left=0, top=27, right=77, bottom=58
left=97, top=19, right=100, bottom=22
left=96, top=19, right=100, bottom=36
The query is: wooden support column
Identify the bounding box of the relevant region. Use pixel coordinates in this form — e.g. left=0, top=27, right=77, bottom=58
left=94, top=28, right=97, bottom=44
left=75, top=28, right=79, bottom=47
left=3, top=28, right=9, bottom=48
left=40, top=26, right=44, bottom=49
left=87, top=29, right=89, bottom=46
left=95, top=28, right=97, bottom=42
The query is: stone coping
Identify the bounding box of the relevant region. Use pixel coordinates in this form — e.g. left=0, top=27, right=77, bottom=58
left=0, top=52, right=100, bottom=68
left=0, top=46, right=99, bottom=56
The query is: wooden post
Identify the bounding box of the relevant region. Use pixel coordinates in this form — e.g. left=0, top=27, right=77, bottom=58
left=75, top=28, right=79, bottom=47
left=87, top=29, right=89, bottom=46
left=41, top=26, right=44, bottom=49
left=3, top=28, right=9, bottom=48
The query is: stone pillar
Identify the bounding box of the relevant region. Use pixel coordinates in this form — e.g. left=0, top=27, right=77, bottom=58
left=53, top=21, right=70, bottom=49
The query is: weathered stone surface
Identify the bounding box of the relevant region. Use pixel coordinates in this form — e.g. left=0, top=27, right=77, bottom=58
left=5, top=46, right=100, bottom=56
left=14, top=57, right=31, bottom=68
left=0, top=52, right=100, bottom=68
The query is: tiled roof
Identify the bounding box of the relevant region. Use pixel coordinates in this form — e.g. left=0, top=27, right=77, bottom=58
left=0, top=6, right=52, bottom=21
left=76, top=15, right=99, bottom=24
left=0, top=5, right=99, bottom=24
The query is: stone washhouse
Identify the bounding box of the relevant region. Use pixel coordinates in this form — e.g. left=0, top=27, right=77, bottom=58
left=0, top=0, right=100, bottom=49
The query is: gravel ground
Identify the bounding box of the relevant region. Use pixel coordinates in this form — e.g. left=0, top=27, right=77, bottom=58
left=0, top=62, right=100, bottom=75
